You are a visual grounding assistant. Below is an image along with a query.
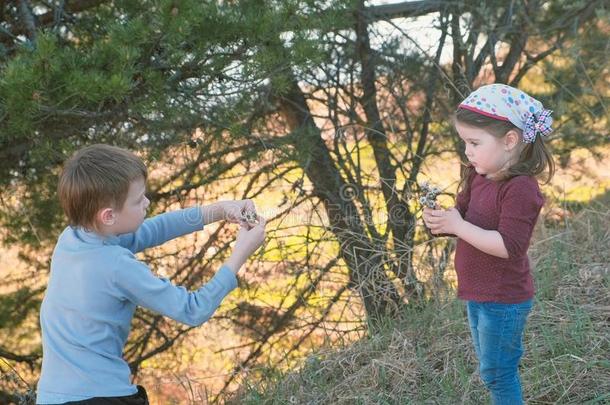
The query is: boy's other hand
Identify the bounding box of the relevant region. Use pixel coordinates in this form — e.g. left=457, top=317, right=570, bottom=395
left=225, top=217, right=267, bottom=274
left=235, top=216, right=266, bottom=256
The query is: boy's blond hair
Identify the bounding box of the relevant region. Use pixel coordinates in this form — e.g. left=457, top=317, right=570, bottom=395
left=58, top=144, right=147, bottom=229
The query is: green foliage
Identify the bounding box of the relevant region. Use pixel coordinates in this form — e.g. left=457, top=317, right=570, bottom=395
left=0, top=288, right=41, bottom=331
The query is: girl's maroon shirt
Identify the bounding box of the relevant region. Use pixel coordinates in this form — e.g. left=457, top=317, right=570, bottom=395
left=454, top=172, right=545, bottom=303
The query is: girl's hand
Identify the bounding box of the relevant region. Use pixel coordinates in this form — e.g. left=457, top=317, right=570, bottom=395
left=222, top=199, right=258, bottom=229
left=422, top=207, right=464, bottom=235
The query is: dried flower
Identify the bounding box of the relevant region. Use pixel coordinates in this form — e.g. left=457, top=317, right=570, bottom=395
left=418, top=181, right=441, bottom=209
left=242, top=211, right=259, bottom=225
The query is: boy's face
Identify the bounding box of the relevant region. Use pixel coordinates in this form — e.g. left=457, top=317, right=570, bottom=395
left=111, top=177, right=150, bottom=234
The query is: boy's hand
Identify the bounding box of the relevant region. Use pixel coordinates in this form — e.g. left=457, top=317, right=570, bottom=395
left=422, top=207, right=463, bottom=235
left=225, top=217, right=267, bottom=274
left=222, top=199, right=258, bottom=229
left=235, top=216, right=266, bottom=256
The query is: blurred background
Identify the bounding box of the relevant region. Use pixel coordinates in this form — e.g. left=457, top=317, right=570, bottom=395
left=0, top=0, right=608, bottom=403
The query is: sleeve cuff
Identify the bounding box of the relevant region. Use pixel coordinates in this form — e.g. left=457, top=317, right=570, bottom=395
left=498, top=232, right=517, bottom=260
left=216, top=265, right=238, bottom=291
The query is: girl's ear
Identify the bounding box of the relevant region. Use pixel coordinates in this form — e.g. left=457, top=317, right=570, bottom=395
left=504, top=130, right=520, bottom=151
left=98, top=208, right=116, bottom=226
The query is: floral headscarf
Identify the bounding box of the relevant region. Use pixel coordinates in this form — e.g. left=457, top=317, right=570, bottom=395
left=459, top=84, right=553, bottom=143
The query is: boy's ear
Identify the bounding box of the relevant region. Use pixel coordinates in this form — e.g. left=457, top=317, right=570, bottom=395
left=98, top=208, right=116, bottom=226
left=504, top=130, right=520, bottom=151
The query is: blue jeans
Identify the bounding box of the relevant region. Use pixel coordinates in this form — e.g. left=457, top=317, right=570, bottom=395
left=467, top=299, right=533, bottom=405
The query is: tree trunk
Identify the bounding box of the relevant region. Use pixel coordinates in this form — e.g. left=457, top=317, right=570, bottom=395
left=354, top=1, right=421, bottom=299
left=278, top=76, right=402, bottom=324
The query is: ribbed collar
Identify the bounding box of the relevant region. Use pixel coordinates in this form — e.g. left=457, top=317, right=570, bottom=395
left=73, top=227, right=120, bottom=246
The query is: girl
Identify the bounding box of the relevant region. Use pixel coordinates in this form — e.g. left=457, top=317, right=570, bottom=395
left=423, top=84, right=555, bottom=404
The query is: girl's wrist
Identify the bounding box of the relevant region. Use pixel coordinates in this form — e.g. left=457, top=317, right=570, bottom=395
left=454, top=219, right=466, bottom=239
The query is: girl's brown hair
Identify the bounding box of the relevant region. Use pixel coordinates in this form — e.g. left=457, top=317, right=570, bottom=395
left=454, top=107, right=555, bottom=194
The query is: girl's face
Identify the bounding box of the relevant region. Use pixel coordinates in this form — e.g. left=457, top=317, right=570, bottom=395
left=455, top=120, right=517, bottom=179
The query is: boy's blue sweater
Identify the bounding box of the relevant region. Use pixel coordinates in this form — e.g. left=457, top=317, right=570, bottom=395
left=36, top=207, right=237, bottom=404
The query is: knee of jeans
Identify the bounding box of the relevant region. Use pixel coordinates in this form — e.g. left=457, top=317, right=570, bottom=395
left=479, top=365, right=497, bottom=387
left=480, top=365, right=518, bottom=387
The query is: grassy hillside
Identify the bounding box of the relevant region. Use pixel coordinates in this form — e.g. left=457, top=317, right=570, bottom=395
left=232, top=191, right=610, bottom=404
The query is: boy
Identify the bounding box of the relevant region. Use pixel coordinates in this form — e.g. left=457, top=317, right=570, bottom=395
left=36, top=144, right=266, bottom=404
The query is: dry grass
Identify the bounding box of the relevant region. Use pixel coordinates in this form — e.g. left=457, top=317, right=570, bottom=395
left=233, top=192, right=610, bottom=405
